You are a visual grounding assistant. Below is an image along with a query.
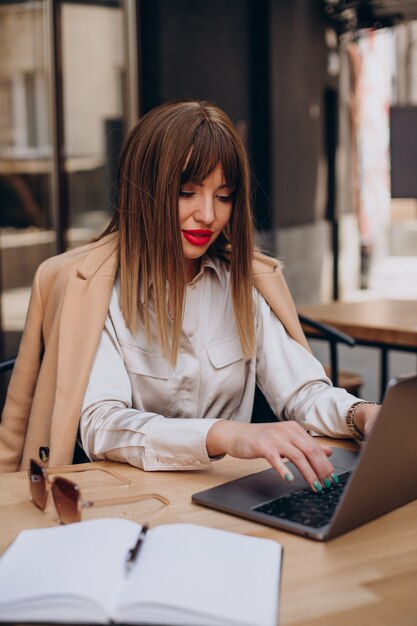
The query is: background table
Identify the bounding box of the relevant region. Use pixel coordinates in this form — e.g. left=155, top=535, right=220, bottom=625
left=1, top=441, right=416, bottom=626
left=298, top=299, right=417, bottom=399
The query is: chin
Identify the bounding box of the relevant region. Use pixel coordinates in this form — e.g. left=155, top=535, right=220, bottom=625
left=183, top=247, right=209, bottom=260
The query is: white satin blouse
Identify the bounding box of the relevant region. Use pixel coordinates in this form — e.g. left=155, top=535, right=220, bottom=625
left=80, top=256, right=358, bottom=470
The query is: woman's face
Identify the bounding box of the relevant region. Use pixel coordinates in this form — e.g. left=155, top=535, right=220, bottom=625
left=179, top=162, right=233, bottom=282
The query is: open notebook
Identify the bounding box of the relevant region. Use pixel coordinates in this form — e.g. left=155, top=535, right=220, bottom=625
left=0, top=518, right=282, bottom=626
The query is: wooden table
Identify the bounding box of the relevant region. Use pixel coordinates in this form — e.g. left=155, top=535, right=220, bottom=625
left=1, top=441, right=416, bottom=626
left=298, top=299, right=417, bottom=398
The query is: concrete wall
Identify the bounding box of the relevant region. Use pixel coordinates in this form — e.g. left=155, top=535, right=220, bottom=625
left=275, top=213, right=361, bottom=305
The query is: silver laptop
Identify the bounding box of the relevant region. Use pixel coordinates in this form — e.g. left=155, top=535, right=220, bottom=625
left=192, top=375, right=417, bottom=541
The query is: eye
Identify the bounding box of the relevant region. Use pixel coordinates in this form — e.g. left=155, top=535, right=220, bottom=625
left=179, top=190, right=195, bottom=198
left=217, top=193, right=234, bottom=203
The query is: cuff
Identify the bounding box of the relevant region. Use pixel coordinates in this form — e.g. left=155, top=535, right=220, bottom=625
left=302, top=389, right=365, bottom=439
left=143, top=418, right=220, bottom=470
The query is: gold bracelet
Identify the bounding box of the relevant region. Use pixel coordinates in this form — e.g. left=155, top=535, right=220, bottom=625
left=346, top=401, right=381, bottom=442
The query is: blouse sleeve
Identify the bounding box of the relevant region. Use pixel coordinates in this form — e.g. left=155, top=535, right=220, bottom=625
left=79, top=316, right=218, bottom=471
left=255, top=294, right=362, bottom=438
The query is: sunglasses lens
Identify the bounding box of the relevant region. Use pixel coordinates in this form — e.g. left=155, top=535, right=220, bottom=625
left=52, top=478, right=79, bottom=524
left=29, top=459, right=48, bottom=510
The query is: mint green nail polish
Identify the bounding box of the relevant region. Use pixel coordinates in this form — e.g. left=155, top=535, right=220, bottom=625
left=285, top=473, right=294, bottom=482
left=324, top=477, right=332, bottom=488
left=331, top=473, right=340, bottom=484
left=313, top=480, right=323, bottom=493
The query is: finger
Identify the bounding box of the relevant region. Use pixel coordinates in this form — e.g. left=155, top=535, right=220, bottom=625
left=290, top=433, right=336, bottom=487
left=319, top=445, right=340, bottom=485
left=262, top=423, right=324, bottom=489
left=321, top=445, right=333, bottom=457
left=281, top=445, right=325, bottom=491
left=267, top=453, right=295, bottom=483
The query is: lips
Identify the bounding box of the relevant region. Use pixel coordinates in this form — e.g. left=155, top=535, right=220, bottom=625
left=182, top=230, right=213, bottom=246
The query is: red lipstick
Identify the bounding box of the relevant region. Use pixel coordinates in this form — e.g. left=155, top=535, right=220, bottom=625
left=182, top=230, right=213, bottom=246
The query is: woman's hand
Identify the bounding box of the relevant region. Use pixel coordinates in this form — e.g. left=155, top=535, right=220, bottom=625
left=206, top=420, right=337, bottom=492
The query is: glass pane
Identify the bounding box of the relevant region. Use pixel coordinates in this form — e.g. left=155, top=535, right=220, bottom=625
left=354, top=22, right=417, bottom=298
left=0, top=1, right=55, bottom=386
left=61, top=1, right=126, bottom=248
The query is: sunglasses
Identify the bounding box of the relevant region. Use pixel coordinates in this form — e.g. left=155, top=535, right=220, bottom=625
left=29, top=458, right=169, bottom=525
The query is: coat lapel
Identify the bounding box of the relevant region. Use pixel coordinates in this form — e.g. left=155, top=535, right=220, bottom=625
left=253, top=252, right=311, bottom=352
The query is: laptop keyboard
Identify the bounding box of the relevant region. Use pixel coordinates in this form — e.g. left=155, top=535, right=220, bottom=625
left=253, top=471, right=352, bottom=529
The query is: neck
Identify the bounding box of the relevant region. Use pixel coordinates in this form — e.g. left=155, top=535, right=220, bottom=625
left=184, top=258, right=201, bottom=283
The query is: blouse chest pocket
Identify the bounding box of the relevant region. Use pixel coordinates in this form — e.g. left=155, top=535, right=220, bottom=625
left=206, top=334, right=244, bottom=369
left=121, top=343, right=169, bottom=380
left=205, top=335, right=246, bottom=416
left=120, top=342, right=172, bottom=414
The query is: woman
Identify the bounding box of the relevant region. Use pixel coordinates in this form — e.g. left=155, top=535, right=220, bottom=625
left=0, top=100, right=379, bottom=488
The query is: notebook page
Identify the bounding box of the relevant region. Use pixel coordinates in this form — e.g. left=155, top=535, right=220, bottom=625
left=0, top=518, right=139, bottom=623
left=118, top=523, right=281, bottom=626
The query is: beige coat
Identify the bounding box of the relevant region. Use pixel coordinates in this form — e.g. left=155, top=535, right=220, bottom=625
left=0, top=233, right=309, bottom=472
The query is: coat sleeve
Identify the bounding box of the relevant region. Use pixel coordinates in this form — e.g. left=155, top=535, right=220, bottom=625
left=252, top=251, right=311, bottom=352
left=0, top=266, right=44, bottom=473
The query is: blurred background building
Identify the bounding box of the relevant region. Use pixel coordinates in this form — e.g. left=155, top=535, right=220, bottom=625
left=1, top=0, right=417, bottom=404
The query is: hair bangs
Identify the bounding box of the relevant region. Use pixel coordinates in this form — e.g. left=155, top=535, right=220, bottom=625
left=181, top=121, right=241, bottom=191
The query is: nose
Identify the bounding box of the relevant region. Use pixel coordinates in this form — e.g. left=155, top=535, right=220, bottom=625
left=194, top=194, right=215, bottom=225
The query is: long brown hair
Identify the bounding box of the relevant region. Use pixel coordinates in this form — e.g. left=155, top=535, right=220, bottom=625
left=100, top=99, right=255, bottom=364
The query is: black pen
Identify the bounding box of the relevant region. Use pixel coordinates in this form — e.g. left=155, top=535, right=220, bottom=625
left=125, top=524, right=149, bottom=574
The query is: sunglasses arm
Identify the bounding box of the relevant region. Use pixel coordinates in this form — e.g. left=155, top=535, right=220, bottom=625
left=80, top=493, right=170, bottom=509
left=42, top=463, right=132, bottom=486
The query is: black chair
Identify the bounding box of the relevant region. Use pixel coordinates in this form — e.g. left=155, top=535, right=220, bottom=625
left=298, top=314, right=363, bottom=394
left=251, top=314, right=363, bottom=423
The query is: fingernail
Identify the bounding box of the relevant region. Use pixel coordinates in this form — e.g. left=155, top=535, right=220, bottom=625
left=331, top=473, right=340, bottom=485
left=285, top=473, right=294, bottom=482
left=313, top=480, right=323, bottom=493
left=323, top=477, right=332, bottom=488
